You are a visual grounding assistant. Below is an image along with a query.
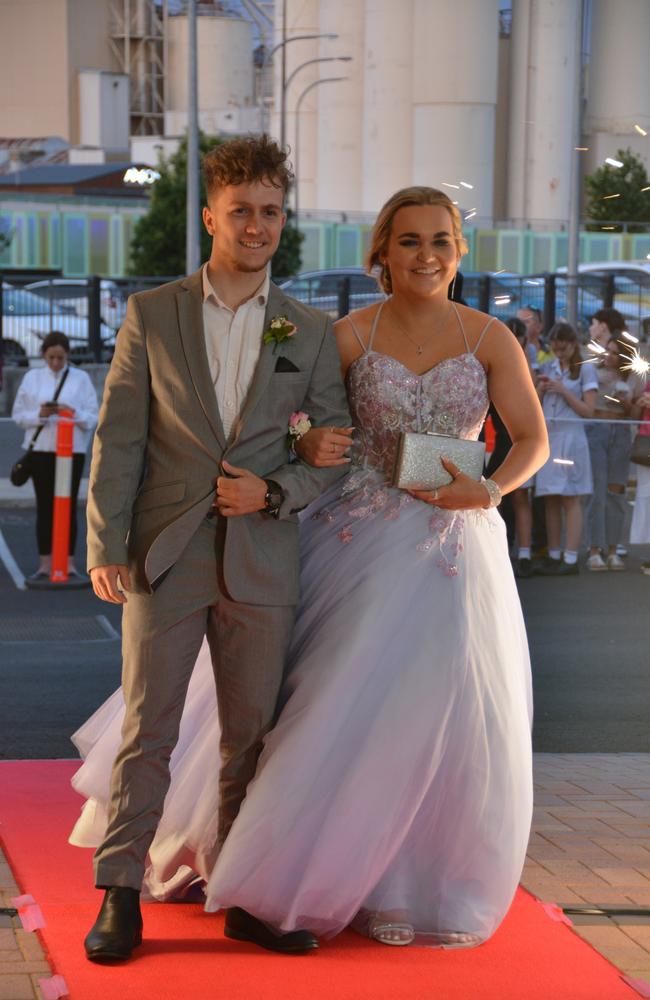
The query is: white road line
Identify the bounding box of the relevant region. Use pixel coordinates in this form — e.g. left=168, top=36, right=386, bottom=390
left=96, top=614, right=120, bottom=640
left=0, top=528, right=26, bottom=590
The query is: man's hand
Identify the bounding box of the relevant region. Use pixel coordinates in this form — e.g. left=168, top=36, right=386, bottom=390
left=295, top=426, right=353, bottom=467
left=215, top=460, right=267, bottom=517
left=90, top=564, right=132, bottom=604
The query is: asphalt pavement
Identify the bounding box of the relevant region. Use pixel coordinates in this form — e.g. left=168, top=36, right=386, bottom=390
left=0, top=487, right=649, bottom=759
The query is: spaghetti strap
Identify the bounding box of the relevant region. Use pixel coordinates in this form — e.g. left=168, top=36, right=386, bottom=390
left=346, top=314, right=368, bottom=352
left=367, top=300, right=385, bottom=351
left=451, top=302, right=471, bottom=354
left=473, top=316, right=496, bottom=354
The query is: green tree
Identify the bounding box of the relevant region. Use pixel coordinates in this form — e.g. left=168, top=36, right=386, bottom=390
left=584, top=147, right=650, bottom=232
left=128, top=133, right=304, bottom=278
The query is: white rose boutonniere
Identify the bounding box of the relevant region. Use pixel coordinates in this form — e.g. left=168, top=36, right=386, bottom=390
left=287, top=410, right=312, bottom=455
left=263, top=315, right=297, bottom=353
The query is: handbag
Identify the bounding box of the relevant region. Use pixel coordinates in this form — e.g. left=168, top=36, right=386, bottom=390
left=631, top=431, right=650, bottom=468
left=392, top=431, right=486, bottom=491
left=10, top=367, right=70, bottom=486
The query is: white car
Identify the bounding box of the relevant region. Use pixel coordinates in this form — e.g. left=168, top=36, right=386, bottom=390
left=555, top=261, right=650, bottom=339
left=24, top=278, right=127, bottom=331
left=0, top=283, right=116, bottom=364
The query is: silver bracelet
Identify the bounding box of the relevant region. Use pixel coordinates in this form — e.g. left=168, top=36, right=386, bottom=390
left=482, top=478, right=502, bottom=508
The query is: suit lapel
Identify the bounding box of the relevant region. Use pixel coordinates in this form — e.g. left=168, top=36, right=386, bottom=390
left=234, top=282, right=293, bottom=431
left=176, top=269, right=227, bottom=449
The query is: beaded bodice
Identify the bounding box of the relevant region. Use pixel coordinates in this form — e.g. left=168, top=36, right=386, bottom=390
left=347, top=350, right=489, bottom=478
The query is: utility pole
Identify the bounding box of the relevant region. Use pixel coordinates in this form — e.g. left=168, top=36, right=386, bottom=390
left=566, top=0, right=585, bottom=329
left=186, top=0, right=201, bottom=273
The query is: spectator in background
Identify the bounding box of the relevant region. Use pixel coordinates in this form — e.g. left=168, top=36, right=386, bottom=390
left=585, top=338, right=645, bottom=571
left=589, top=307, right=626, bottom=349
left=11, top=331, right=98, bottom=581
left=535, top=322, right=598, bottom=575
left=630, top=381, right=650, bottom=574
left=517, top=305, right=553, bottom=370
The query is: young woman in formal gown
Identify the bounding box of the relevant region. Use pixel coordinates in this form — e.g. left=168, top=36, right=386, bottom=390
left=71, top=187, right=548, bottom=949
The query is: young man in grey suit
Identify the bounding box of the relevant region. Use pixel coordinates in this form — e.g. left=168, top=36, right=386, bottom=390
left=84, top=135, right=350, bottom=961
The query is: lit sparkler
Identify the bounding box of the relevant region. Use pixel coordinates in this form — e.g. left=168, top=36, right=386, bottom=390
left=605, top=157, right=624, bottom=168
left=620, top=330, right=639, bottom=344
left=619, top=345, right=650, bottom=378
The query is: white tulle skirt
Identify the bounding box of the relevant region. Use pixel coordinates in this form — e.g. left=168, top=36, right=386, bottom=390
left=70, top=482, right=533, bottom=943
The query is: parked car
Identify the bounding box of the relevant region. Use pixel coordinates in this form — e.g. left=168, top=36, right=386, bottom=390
left=280, top=267, right=384, bottom=318
left=555, top=261, right=650, bottom=338
left=24, top=278, right=128, bottom=331
left=0, top=284, right=116, bottom=364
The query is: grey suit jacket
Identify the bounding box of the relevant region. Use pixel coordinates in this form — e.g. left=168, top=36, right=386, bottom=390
left=86, top=269, right=351, bottom=604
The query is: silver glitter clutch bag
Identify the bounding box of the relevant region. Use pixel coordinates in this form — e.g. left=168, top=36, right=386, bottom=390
left=392, top=432, right=486, bottom=490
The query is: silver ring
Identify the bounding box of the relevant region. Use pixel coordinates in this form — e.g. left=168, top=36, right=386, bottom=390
left=432, top=489, right=439, bottom=502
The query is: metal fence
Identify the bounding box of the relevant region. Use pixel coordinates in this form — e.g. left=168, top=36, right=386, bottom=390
left=2, top=269, right=650, bottom=365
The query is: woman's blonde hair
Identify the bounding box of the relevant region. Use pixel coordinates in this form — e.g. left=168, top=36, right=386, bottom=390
left=366, top=186, right=468, bottom=295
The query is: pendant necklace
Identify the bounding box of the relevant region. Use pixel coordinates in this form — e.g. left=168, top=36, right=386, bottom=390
left=389, top=301, right=453, bottom=355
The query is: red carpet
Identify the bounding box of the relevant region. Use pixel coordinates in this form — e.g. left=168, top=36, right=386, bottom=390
left=0, top=760, right=638, bottom=1000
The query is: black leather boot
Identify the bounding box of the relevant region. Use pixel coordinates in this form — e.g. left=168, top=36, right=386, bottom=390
left=224, top=906, right=318, bottom=954
left=84, top=886, right=143, bottom=962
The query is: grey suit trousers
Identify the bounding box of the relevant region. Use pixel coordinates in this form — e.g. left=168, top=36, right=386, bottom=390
left=93, top=514, right=295, bottom=890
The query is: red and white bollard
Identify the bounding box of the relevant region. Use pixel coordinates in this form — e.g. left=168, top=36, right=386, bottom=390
left=50, top=407, right=74, bottom=583
left=26, top=407, right=89, bottom=590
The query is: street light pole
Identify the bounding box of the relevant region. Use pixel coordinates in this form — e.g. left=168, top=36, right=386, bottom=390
left=294, top=76, right=348, bottom=230
left=186, top=0, right=200, bottom=273
left=258, top=31, right=338, bottom=140
left=566, top=0, right=585, bottom=330
left=284, top=55, right=352, bottom=94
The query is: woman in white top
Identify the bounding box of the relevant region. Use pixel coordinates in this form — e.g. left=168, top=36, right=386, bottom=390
left=11, top=331, right=98, bottom=580
left=535, top=322, right=598, bottom=575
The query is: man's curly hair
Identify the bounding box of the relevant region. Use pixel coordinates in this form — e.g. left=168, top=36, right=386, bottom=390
left=203, top=134, right=293, bottom=200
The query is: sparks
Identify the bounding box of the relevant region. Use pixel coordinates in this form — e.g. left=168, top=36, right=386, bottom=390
left=642, top=187, right=650, bottom=193
left=601, top=225, right=617, bottom=230
left=464, top=211, right=477, bottom=220
left=442, top=182, right=460, bottom=190
left=494, top=295, right=511, bottom=305
left=605, top=157, right=624, bottom=168
left=574, top=146, right=589, bottom=151
left=553, top=458, right=575, bottom=466
left=525, top=279, right=542, bottom=285
left=603, top=394, right=621, bottom=405
left=460, top=181, right=474, bottom=189
left=587, top=340, right=607, bottom=355
left=603, top=193, right=621, bottom=199
left=634, top=124, right=648, bottom=136
left=493, top=269, right=507, bottom=275
left=620, top=330, right=639, bottom=344
left=620, top=346, right=650, bottom=378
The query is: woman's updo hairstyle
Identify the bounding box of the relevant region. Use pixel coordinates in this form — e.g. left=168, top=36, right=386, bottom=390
left=366, top=186, right=468, bottom=295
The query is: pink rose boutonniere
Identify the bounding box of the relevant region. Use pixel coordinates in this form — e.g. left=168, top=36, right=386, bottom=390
left=287, top=411, right=311, bottom=454
left=263, top=315, right=297, bottom=353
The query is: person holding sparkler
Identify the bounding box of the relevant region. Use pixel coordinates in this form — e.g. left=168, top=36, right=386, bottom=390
left=535, top=322, right=598, bottom=575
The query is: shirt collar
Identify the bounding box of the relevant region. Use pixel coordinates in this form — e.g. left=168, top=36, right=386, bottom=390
left=202, top=264, right=270, bottom=311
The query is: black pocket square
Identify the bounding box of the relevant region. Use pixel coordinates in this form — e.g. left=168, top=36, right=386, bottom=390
left=274, top=356, right=300, bottom=373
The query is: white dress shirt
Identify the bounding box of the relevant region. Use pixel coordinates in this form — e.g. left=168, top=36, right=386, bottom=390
left=12, top=364, right=99, bottom=452
left=202, top=265, right=270, bottom=439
